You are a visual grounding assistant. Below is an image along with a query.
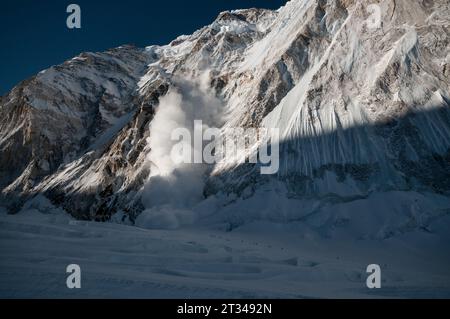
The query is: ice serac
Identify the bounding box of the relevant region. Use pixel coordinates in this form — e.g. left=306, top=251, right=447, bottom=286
left=0, top=0, right=449, bottom=229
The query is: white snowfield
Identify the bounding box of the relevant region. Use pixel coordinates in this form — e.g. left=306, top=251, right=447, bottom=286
left=1, top=192, right=450, bottom=299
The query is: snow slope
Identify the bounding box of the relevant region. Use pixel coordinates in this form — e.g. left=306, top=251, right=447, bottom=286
left=1, top=205, right=450, bottom=298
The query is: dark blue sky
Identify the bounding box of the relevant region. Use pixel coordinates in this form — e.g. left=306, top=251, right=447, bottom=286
left=0, top=0, right=288, bottom=96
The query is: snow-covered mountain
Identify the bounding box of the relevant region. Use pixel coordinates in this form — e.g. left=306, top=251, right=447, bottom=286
left=1, top=0, right=450, bottom=299
left=1, top=0, right=450, bottom=232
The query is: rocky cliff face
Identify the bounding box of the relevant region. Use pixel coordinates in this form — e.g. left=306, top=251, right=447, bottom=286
left=1, top=0, right=450, bottom=226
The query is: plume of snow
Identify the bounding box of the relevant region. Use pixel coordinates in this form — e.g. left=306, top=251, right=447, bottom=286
left=136, top=72, right=224, bottom=229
